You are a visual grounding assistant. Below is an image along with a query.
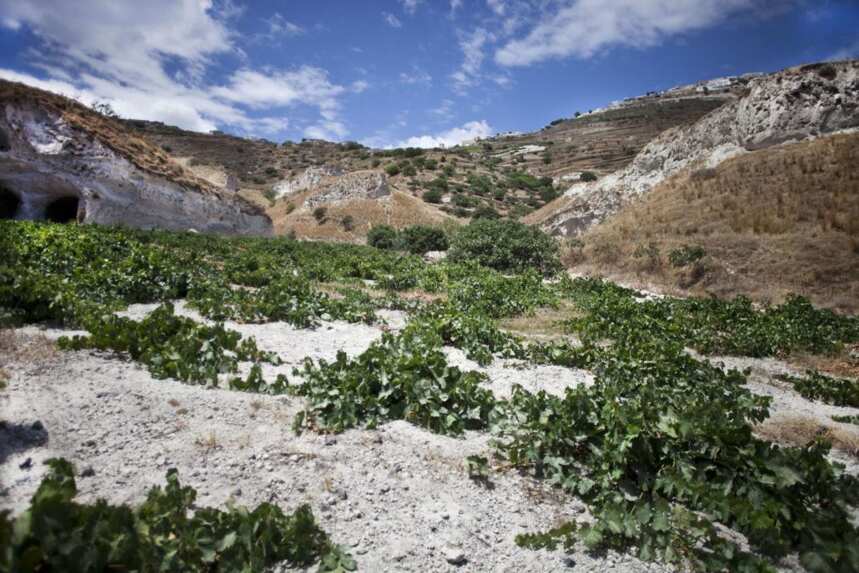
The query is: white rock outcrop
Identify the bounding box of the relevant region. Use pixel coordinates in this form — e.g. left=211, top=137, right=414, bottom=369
left=543, top=60, right=859, bottom=236
left=303, top=170, right=390, bottom=208
left=0, top=101, right=272, bottom=235
left=273, top=165, right=343, bottom=198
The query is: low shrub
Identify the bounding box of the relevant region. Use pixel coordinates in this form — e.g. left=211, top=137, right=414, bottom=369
left=448, top=219, right=561, bottom=276
left=0, top=458, right=352, bottom=572
left=668, top=245, right=705, bottom=268
left=399, top=225, right=448, bottom=255
left=366, top=225, right=399, bottom=250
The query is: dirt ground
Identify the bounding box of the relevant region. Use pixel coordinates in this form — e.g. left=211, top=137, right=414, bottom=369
left=1, top=300, right=857, bottom=572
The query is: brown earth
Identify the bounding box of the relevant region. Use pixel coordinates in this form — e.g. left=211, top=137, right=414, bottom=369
left=570, top=132, right=859, bottom=313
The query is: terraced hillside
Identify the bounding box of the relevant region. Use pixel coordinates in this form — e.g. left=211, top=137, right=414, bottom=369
left=126, top=87, right=732, bottom=235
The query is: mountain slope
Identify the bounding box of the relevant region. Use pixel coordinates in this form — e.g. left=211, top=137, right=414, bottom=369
left=573, top=131, right=859, bottom=313
left=530, top=60, right=859, bottom=236
left=0, top=80, right=271, bottom=234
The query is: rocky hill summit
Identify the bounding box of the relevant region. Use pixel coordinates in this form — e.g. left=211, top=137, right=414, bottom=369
left=0, top=81, right=271, bottom=234
left=531, top=60, right=859, bottom=236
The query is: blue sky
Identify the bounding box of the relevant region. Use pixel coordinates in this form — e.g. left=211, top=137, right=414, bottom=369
left=0, top=0, right=856, bottom=148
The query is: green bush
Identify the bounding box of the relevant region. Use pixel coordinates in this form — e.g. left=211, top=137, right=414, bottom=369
left=399, top=225, right=448, bottom=255
left=312, top=206, right=327, bottom=223
left=0, top=458, right=352, bottom=572
left=366, top=224, right=399, bottom=250
left=449, top=219, right=561, bottom=276
left=668, top=245, right=705, bottom=268
left=580, top=171, right=597, bottom=182
left=423, top=189, right=443, bottom=204
left=384, top=164, right=401, bottom=176
left=341, top=215, right=354, bottom=232
left=471, top=204, right=499, bottom=220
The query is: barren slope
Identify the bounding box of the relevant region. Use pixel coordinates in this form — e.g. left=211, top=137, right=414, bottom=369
left=572, top=132, right=859, bottom=313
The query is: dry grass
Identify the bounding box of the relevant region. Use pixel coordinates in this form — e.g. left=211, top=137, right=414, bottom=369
left=498, top=302, right=579, bottom=340
left=756, top=414, right=859, bottom=457
left=575, top=133, right=859, bottom=313
left=789, top=344, right=859, bottom=380
left=0, top=329, right=58, bottom=366
left=271, top=190, right=456, bottom=241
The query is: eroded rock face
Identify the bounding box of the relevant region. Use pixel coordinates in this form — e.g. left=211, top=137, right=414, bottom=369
left=544, top=61, right=859, bottom=236
left=273, top=165, right=343, bottom=198
left=304, top=170, right=389, bottom=208
left=0, top=102, right=272, bottom=235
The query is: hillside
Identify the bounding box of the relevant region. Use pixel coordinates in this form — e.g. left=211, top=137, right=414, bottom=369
left=0, top=80, right=271, bottom=234
left=530, top=60, right=859, bottom=236
left=572, top=132, right=859, bottom=313
left=126, top=84, right=731, bottom=239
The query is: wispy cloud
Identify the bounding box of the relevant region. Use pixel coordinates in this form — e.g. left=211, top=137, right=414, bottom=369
left=399, top=67, right=432, bottom=86
left=397, top=119, right=492, bottom=148
left=828, top=38, right=859, bottom=61
left=496, top=0, right=766, bottom=67
left=451, top=27, right=494, bottom=93
left=383, top=12, right=403, bottom=28
left=400, top=0, right=423, bottom=15
left=0, top=0, right=354, bottom=139
left=257, top=12, right=304, bottom=43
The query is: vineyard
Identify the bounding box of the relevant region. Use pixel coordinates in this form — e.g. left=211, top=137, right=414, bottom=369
left=2, top=220, right=859, bottom=572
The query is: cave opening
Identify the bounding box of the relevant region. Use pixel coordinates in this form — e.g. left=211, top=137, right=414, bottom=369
left=45, top=196, right=80, bottom=224
left=0, top=187, right=20, bottom=219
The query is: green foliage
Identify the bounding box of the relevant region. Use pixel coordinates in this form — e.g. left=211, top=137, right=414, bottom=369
left=832, top=414, right=859, bottom=425
left=292, top=328, right=497, bottom=436
left=580, top=171, right=597, bottom=182
left=0, top=458, right=349, bottom=573
left=471, top=204, right=500, bottom=220
left=313, top=206, right=328, bottom=223
left=465, top=455, right=490, bottom=481
left=448, top=219, right=561, bottom=276
left=422, top=188, right=443, bottom=204
left=58, top=303, right=288, bottom=393
left=495, top=277, right=859, bottom=571
left=366, top=224, right=399, bottom=250
left=398, top=225, right=449, bottom=255
left=777, top=371, right=859, bottom=407
left=668, top=245, right=705, bottom=268
left=341, top=215, right=355, bottom=232
left=384, top=163, right=401, bottom=176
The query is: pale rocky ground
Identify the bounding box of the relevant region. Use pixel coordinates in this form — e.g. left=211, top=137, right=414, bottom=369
left=2, top=299, right=858, bottom=572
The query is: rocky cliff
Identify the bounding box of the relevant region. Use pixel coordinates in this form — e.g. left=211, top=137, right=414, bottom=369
left=535, top=60, right=859, bottom=236
left=0, top=81, right=272, bottom=235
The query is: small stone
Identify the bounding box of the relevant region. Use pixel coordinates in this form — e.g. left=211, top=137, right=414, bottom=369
left=324, top=435, right=337, bottom=446
left=19, top=457, right=32, bottom=470
left=443, top=547, right=467, bottom=565
left=232, top=487, right=242, bottom=497
left=81, top=467, right=96, bottom=478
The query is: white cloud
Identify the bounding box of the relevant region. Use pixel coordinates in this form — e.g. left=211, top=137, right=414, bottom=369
left=450, top=0, right=463, bottom=13
left=396, top=120, right=493, bottom=148
left=259, top=12, right=304, bottom=42
left=487, top=0, right=506, bottom=16
left=828, top=39, right=859, bottom=62
left=383, top=12, right=403, bottom=28
left=452, top=28, right=494, bottom=93
left=399, top=68, right=432, bottom=86
left=430, top=98, right=455, bottom=120
left=400, top=0, right=422, bottom=15
left=351, top=80, right=369, bottom=93
left=0, top=0, right=355, bottom=139
left=496, top=0, right=761, bottom=66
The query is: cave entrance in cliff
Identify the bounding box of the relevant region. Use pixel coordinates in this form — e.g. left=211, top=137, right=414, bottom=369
left=0, top=187, right=20, bottom=219
left=44, top=196, right=80, bottom=224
